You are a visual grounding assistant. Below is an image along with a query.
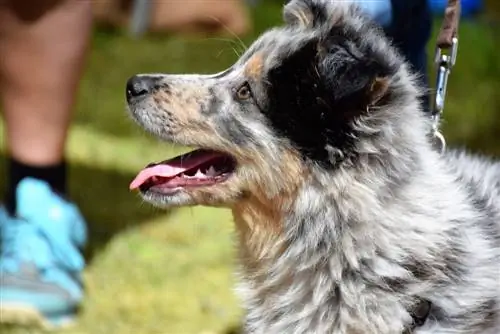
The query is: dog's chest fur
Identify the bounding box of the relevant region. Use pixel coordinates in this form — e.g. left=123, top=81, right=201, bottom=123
left=233, top=185, right=414, bottom=333
left=231, top=156, right=500, bottom=334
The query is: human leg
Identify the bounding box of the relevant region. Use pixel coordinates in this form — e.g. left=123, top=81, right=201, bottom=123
left=0, top=0, right=92, bottom=328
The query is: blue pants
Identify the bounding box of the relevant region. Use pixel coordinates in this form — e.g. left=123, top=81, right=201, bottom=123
left=358, top=0, right=432, bottom=111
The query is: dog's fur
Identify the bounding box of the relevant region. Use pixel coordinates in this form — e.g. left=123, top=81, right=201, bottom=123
left=126, top=1, right=500, bottom=332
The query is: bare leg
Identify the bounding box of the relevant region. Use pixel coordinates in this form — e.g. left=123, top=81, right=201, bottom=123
left=0, top=1, right=92, bottom=328
left=0, top=0, right=92, bottom=165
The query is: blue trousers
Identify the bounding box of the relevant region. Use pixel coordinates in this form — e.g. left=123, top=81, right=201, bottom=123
left=358, top=0, right=432, bottom=112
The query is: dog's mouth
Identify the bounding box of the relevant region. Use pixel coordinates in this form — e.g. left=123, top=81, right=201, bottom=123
left=130, top=149, right=237, bottom=194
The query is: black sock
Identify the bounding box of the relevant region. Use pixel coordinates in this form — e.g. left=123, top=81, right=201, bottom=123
left=5, top=157, right=67, bottom=215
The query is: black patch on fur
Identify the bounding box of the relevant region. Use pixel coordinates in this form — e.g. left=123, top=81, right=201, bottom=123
left=202, top=88, right=253, bottom=145
left=400, top=242, right=467, bottom=285
left=202, top=96, right=251, bottom=145
left=201, top=88, right=220, bottom=115
left=409, top=226, right=468, bottom=284
left=153, top=82, right=171, bottom=95
left=432, top=298, right=498, bottom=331
left=465, top=180, right=500, bottom=248
left=216, top=116, right=253, bottom=146
left=439, top=226, right=468, bottom=282
left=265, top=29, right=397, bottom=167
left=380, top=276, right=407, bottom=294
left=476, top=299, right=499, bottom=330
left=358, top=254, right=413, bottom=294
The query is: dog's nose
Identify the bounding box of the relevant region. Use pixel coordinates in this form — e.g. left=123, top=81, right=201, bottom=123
left=126, top=75, right=156, bottom=100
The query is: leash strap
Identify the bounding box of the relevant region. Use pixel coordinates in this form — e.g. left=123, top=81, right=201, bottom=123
left=436, top=0, right=461, bottom=48
left=431, top=0, right=461, bottom=154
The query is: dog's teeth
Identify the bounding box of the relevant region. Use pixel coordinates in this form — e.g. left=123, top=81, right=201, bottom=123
left=195, top=169, right=204, bottom=178
left=205, top=166, right=217, bottom=177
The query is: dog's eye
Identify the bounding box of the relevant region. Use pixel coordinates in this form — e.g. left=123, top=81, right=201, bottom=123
left=236, top=82, right=252, bottom=100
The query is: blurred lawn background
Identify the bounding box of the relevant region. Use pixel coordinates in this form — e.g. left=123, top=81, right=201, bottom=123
left=0, top=1, right=499, bottom=333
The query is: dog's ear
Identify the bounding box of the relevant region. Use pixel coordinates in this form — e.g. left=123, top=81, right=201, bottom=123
left=283, top=0, right=328, bottom=29
left=283, top=0, right=357, bottom=30
left=319, top=40, right=392, bottom=111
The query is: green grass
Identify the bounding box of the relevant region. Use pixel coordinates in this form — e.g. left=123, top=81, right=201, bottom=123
left=0, top=3, right=499, bottom=333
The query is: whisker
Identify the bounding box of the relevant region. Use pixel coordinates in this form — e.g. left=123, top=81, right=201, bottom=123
left=206, top=15, right=248, bottom=54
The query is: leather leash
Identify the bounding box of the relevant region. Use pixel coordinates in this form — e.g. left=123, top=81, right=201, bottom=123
left=436, top=0, right=461, bottom=49
left=430, top=0, right=461, bottom=154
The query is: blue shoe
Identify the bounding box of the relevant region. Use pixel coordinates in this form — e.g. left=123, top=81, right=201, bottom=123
left=0, top=178, right=87, bottom=329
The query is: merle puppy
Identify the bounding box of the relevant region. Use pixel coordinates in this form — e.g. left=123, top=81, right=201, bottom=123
left=125, top=0, right=500, bottom=332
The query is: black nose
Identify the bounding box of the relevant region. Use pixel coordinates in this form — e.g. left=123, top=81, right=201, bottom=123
left=126, top=75, right=157, bottom=100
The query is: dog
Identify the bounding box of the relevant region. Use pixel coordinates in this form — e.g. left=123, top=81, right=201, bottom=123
left=125, top=0, right=500, bottom=332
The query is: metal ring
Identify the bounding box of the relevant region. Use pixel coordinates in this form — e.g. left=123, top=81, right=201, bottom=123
left=432, top=131, right=446, bottom=154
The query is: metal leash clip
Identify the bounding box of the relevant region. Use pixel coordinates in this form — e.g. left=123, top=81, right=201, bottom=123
left=431, top=36, right=458, bottom=154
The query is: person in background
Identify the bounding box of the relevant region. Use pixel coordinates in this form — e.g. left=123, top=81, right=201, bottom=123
left=357, top=0, right=433, bottom=111
left=0, top=0, right=92, bottom=329
left=0, top=0, right=251, bottom=329
left=93, top=0, right=251, bottom=37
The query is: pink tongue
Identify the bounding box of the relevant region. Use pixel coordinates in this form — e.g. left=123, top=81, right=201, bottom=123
left=130, top=164, right=189, bottom=190
left=129, top=150, right=220, bottom=190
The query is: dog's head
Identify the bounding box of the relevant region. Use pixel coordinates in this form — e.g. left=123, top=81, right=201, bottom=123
left=126, top=0, right=424, bottom=209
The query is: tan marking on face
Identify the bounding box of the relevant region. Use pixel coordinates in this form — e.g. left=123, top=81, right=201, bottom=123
left=153, top=85, right=209, bottom=126
left=151, top=83, right=222, bottom=148
left=244, top=52, right=265, bottom=80
left=369, top=77, right=390, bottom=105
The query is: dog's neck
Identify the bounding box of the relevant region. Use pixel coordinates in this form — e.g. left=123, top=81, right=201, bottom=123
left=230, top=150, right=447, bottom=333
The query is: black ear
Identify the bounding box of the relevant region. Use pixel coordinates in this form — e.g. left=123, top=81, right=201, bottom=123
left=283, top=0, right=328, bottom=29
left=319, top=37, right=392, bottom=110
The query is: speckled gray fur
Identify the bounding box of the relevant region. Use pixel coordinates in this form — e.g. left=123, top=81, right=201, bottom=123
left=127, top=1, right=500, bottom=332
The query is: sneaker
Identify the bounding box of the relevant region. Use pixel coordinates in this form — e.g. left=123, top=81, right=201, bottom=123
left=0, top=178, right=87, bottom=329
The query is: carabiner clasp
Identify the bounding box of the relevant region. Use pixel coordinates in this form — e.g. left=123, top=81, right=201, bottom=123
left=431, top=37, right=458, bottom=154
left=433, top=37, right=458, bottom=117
